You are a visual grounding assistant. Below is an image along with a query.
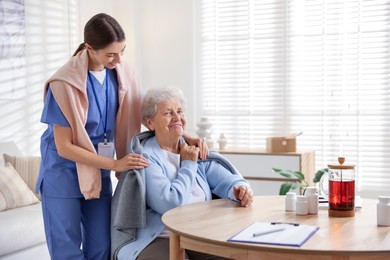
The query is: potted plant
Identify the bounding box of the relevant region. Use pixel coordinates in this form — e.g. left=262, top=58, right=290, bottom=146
left=272, top=168, right=329, bottom=195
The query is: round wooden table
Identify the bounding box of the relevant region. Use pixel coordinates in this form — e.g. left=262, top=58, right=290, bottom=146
left=162, top=196, right=390, bottom=260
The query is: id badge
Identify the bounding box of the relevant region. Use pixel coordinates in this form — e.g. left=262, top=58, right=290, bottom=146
left=98, top=142, right=115, bottom=158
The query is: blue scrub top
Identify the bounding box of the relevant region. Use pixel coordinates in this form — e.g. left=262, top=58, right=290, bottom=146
left=36, top=69, right=119, bottom=198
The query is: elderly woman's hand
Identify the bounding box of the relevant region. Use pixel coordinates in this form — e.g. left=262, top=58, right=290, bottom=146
left=179, top=143, right=200, bottom=162
left=183, top=135, right=208, bottom=160
left=233, top=185, right=253, bottom=207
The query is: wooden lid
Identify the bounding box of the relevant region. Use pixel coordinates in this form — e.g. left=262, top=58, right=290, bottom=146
left=328, top=156, right=355, bottom=169
left=328, top=208, right=355, bottom=217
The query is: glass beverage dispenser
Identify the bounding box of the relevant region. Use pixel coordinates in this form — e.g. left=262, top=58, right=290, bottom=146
left=328, top=157, right=355, bottom=217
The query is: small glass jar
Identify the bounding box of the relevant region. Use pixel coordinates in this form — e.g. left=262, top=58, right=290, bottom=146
left=328, top=157, right=355, bottom=217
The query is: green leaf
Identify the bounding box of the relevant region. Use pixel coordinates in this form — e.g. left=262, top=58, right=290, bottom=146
left=279, top=182, right=293, bottom=195
left=273, top=169, right=293, bottom=178
left=290, top=182, right=305, bottom=191
left=274, top=168, right=308, bottom=195
left=273, top=168, right=305, bottom=181
left=279, top=182, right=307, bottom=195
left=290, top=171, right=305, bottom=181
left=313, top=168, right=328, bottom=183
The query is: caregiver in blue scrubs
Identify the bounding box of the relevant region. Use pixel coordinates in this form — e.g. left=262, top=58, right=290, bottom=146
left=36, top=13, right=207, bottom=259
left=35, top=13, right=148, bottom=259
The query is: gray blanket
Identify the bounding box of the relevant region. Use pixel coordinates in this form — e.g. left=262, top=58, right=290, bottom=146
left=110, top=131, right=154, bottom=260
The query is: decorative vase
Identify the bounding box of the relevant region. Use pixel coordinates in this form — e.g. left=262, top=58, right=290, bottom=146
left=218, top=133, right=228, bottom=150
left=196, top=118, right=212, bottom=137
left=205, top=136, right=214, bottom=149
left=197, top=117, right=214, bottom=148
left=197, top=117, right=212, bottom=131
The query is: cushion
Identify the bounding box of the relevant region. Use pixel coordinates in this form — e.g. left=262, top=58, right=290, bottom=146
left=0, top=203, right=47, bottom=256
left=0, top=141, right=23, bottom=166
left=3, top=154, right=41, bottom=193
left=0, top=163, right=40, bottom=211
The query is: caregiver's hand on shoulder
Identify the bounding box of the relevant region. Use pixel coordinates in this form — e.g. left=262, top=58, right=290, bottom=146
left=180, top=143, right=199, bottom=162
left=194, top=137, right=208, bottom=160
left=184, top=135, right=208, bottom=160
left=115, top=153, right=149, bottom=172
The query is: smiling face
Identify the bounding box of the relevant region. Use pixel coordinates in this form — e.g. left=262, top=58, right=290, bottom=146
left=86, top=41, right=126, bottom=71
left=146, top=97, right=186, bottom=149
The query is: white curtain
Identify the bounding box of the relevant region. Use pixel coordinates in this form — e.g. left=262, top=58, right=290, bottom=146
left=197, top=0, right=390, bottom=198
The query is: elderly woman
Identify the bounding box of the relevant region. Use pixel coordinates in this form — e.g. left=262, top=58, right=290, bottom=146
left=130, top=87, right=253, bottom=260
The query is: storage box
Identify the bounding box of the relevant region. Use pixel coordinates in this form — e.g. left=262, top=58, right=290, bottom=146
left=266, top=137, right=296, bottom=153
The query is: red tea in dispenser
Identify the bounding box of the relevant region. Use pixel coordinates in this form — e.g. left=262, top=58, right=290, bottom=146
left=328, top=157, right=356, bottom=217
left=329, top=179, right=355, bottom=210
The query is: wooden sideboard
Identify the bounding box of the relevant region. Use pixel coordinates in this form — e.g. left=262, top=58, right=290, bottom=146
left=218, top=148, right=315, bottom=195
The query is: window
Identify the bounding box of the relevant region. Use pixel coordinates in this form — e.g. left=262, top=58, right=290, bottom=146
left=197, top=0, right=390, bottom=197
left=0, top=0, right=78, bottom=154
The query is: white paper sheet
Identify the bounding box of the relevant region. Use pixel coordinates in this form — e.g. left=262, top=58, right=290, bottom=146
left=228, top=222, right=319, bottom=247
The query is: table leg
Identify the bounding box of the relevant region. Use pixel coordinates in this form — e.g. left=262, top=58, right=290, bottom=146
left=170, top=232, right=185, bottom=260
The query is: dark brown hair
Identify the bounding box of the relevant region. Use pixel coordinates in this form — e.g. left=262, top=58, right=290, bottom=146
left=73, top=13, right=125, bottom=56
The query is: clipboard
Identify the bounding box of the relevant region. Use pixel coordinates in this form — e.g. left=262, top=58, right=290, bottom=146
left=227, top=222, right=319, bottom=247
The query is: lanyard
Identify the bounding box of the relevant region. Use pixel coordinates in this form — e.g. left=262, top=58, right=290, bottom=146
left=88, top=69, right=109, bottom=143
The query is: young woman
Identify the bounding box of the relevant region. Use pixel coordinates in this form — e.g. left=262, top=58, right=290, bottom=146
left=35, top=13, right=206, bottom=259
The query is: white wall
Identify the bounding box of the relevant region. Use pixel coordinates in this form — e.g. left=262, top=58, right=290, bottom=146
left=79, top=0, right=198, bottom=135
left=136, top=0, right=198, bottom=135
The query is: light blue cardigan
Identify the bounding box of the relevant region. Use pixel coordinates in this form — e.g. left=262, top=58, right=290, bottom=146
left=113, top=132, right=249, bottom=260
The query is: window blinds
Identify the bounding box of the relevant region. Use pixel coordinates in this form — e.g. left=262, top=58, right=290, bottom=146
left=198, top=0, right=390, bottom=196
left=0, top=0, right=77, bottom=154
left=25, top=0, right=78, bottom=153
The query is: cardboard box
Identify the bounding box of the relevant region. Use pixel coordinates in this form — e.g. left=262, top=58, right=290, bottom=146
left=266, top=137, right=296, bottom=153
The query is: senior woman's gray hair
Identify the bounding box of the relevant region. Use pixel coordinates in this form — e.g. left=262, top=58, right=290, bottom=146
left=141, top=87, right=186, bottom=126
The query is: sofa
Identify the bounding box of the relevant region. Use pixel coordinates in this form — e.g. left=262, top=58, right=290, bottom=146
left=0, top=141, right=50, bottom=260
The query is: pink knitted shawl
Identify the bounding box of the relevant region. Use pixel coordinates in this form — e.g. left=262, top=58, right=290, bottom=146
left=44, top=49, right=141, bottom=198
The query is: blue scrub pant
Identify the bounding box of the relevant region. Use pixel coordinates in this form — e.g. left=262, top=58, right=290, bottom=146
left=41, top=190, right=111, bottom=260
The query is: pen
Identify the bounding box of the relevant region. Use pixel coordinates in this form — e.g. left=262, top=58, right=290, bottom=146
left=253, top=227, right=285, bottom=237
left=271, top=221, right=299, bottom=226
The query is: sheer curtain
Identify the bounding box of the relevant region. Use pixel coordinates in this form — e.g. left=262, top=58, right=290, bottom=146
left=197, top=0, right=390, bottom=198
